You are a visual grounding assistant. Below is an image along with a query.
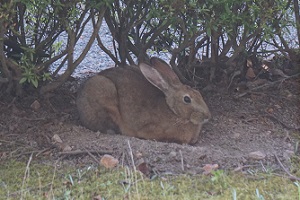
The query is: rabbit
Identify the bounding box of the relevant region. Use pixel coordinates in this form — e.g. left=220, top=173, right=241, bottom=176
left=76, top=57, right=211, bottom=144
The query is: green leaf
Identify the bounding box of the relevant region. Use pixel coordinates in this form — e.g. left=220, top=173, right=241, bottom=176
left=19, top=77, right=27, bottom=84
left=31, top=78, right=39, bottom=88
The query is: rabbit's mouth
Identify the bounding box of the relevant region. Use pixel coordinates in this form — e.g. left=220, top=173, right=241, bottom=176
left=190, top=111, right=211, bottom=125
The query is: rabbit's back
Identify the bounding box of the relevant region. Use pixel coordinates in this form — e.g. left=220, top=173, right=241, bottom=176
left=100, top=66, right=174, bottom=132
left=77, top=66, right=167, bottom=132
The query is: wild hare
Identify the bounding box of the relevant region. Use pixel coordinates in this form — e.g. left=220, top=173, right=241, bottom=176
left=77, top=57, right=211, bottom=144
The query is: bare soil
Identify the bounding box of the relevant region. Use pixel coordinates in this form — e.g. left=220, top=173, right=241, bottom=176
left=0, top=76, right=299, bottom=176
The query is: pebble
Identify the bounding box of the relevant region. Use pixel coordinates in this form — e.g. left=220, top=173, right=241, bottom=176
left=62, top=144, right=72, bottom=152
left=169, top=151, right=177, bottom=158
left=135, top=151, right=143, bottom=159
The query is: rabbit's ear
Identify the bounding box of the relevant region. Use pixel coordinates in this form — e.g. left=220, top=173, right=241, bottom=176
left=150, top=57, right=181, bottom=85
left=139, top=63, right=170, bottom=92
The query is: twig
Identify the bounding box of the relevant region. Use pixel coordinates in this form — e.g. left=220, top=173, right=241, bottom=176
left=36, top=148, right=53, bottom=157
left=49, top=159, right=60, bottom=199
left=18, top=117, right=47, bottom=121
left=275, top=154, right=300, bottom=181
left=127, top=140, right=136, bottom=171
left=260, top=161, right=267, bottom=173
left=7, top=97, right=16, bottom=108
left=21, top=153, right=33, bottom=200
left=58, top=150, right=113, bottom=156
left=233, top=164, right=259, bottom=172
left=227, top=70, right=241, bottom=90
left=235, top=73, right=300, bottom=98
left=263, top=112, right=300, bottom=130
left=127, top=140, right=140, bottom=195
left=14, top=148, right=53, bottom=158
left=179, top=150, right=184, bottom=171
left=0, top=139, right=13, bottom=143
left=83, top=147, right=99, bottom=163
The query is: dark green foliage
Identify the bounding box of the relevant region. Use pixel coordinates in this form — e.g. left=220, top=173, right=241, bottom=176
left=0, top=0, right=108, bottom=95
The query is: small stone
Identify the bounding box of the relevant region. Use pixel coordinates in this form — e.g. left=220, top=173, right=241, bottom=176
left=52, top=134, right=63, bottom=143
left=232, top=132, right=240, bottom=139
left=169, top=151, right=177, bottom=158
left=248, top=151, right=266, bottom=160
left=30, top=100, right=41, bottom=111
left=265, top=131, right=272, bottom=136
left=136, top=158, right=145, bottom=166
left=135, top=151, right=143, bottom=159
left=62, top=144, right=72, bottom=152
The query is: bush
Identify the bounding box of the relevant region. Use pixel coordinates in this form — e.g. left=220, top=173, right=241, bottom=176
left=0, top=0, right=108, bottom=95
left=0, top=0, right=299, bottom=96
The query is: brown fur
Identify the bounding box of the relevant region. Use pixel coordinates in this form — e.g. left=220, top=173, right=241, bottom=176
left=77, top=57, right=211, bottom=144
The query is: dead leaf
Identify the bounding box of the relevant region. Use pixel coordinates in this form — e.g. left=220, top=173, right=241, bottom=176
left=248, top=151, right=266, bottom=160
left=100, top=154, right=119, bottom=169
left=93, top=195, right=102, bottom=200
left=246, top=67, right=256, bottom=80
left=246, top=59, right=253, bottom=68
left=63, top=180, right=73, bottom=188
left=283, top=89, right=293, bottom=98
left=267, top=108, right=274, bottom=113
left=137, top=162, right=151, bottom=177
left=30, top=100, right=41, bottom=111
left=233, top=166, right=244, bottom=172
left=203, top=164, right=219, bottom=175
left=274, top=104, right=282, bottom=109
left=52, top=134, right=63, bottom=143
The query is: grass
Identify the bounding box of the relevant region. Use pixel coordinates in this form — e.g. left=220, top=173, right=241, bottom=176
left=1, top=158, right=300, bottom=200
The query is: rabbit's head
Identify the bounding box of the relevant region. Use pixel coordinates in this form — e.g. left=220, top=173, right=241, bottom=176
left=139, top=58, right=211, bottom=143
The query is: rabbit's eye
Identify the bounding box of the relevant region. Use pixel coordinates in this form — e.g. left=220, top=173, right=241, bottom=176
left=183, top=96, right=191, bottom=104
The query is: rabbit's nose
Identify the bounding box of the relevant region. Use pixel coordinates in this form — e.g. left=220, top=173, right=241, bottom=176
left=203, top=108, right=211, bottom=121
